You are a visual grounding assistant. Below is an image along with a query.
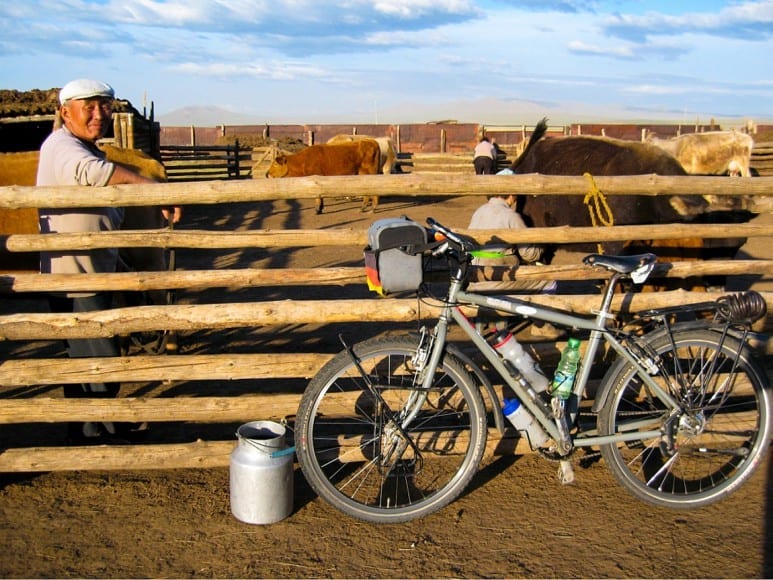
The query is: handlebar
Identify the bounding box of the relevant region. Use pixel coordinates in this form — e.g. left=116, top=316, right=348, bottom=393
left=426, top=217, right=476, bottom=255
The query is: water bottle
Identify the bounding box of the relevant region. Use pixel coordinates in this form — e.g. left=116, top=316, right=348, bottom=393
left=551, top=337, right=581, bottom=399
left=491, top=331, right=548, bottom=393
left=502, top=397, right=549, bottom=448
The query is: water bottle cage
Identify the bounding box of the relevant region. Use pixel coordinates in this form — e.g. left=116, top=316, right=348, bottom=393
left=550, top=372, right=573, bottom=398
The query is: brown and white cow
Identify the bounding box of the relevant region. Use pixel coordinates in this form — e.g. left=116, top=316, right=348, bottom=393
left=645, top=130, right=754, bottom=177
left=266, top=140, right=382, bottom=214
left=326, top=134, right=398, bottom=175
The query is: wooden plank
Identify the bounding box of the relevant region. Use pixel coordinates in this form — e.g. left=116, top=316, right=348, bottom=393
left=0, top=354, right=331, bottom=386
left=0, top=429, right=530, bottom=472
left=3, top=174, right=772, bottom=210
left=1, top=292, right=771, bottom=340
left=164, top=163, right=235, bottom=171
left=3, top=260, right=769, bottom=294
left=160, top=144, right=250, bottom=152
left=0, top=393, right=304, bottom=422
left=4, top=223, right=772, bottom=253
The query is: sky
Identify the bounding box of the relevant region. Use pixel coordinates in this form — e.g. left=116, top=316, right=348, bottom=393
left=1, top=0, right=772, bottom=126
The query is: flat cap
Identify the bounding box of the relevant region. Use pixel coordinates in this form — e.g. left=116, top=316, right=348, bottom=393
left=59, top=79, right=115, bottom=105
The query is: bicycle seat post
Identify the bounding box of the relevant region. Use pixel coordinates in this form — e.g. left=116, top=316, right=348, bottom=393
left=594, top=272, right=624, bottom=328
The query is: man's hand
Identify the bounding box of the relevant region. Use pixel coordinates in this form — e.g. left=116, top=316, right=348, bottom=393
left=162, top=206, right=183, bottom=224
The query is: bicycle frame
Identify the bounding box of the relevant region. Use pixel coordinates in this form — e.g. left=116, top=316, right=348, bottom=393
left=420, top=265, right=684, bottom=453
left=296, top=217, right=770, bottom=521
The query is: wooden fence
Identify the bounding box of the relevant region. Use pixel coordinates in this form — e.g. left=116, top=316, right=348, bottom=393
left=159, top=142, right=253, bottom=182
left=1, top=173, right=772, bottom=473
left=249, top=141, right=773, bottom=178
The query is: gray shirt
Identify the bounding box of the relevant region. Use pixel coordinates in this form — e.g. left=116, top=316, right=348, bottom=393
left=37, top=127, right=122, bottom=285
left=468, top=197, right=542, bottom=263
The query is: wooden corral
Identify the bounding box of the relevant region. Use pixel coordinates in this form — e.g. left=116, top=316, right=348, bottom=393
left=160, top=120, right=766, bottom=156
left=0, top=173, right=772, bottom=473
left=159, top=143, right=253, bottom=182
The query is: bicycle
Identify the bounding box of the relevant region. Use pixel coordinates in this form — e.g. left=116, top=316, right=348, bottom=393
left=117, top=214, right=178, bottom=356
left=295, top=217, right=771, bottom=523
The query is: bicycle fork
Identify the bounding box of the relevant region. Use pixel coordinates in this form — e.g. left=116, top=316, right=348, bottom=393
left=338, top=334, right=427, bottom=477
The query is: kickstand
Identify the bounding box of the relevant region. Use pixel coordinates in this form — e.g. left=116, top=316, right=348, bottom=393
left=558, top=459, right=575, bottom=485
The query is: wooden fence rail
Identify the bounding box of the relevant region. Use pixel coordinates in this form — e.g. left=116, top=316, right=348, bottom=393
left=0, top=173, right=771, bottom=473
left=3, top=173, right=773, bottom=210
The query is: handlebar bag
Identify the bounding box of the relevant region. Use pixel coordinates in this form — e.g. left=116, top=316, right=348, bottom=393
left=364, top=216, right=428, bottom=296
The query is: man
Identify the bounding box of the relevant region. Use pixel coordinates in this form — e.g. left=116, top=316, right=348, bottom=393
left=37, top=78, right=180, bottom=443
left=473, top=137, right=496, bottom=175
left=468, top=193, right=555, bottom=294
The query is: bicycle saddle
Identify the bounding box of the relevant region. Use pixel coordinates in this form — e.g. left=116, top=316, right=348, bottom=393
left=583, top=253, right=656, bottom=275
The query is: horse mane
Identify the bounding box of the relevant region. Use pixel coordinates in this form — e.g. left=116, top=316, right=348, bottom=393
left=509, top=117, right=548, bottom=172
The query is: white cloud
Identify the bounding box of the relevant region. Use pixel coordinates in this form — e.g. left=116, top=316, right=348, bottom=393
left=172, top=60, right=329, bottom=81
left=372, top=0, right=479, bottom=18
left=1, top=1, right=771, bottom=123
left=568, top=40, right=637, bottom=59
left=603, top=0, right=773, bottom=41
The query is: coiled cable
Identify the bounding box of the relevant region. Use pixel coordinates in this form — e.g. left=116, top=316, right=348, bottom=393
left=716, top=291, right=767, bottom=324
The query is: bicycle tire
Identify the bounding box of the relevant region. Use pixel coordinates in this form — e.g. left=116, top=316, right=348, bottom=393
left=597, top=328, right=771, bottom=509
left=122, top=244, right=177, bottom=356
left=296, top=335, right=488, bottom=523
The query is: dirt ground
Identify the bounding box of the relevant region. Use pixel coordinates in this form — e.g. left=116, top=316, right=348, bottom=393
left=1, top=192, right=772, bottom=578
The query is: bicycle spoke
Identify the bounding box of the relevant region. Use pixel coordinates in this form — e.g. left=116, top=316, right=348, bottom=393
left=599, top=328, right=770, bottom=509
left=296, top=336, right=487, bottom=523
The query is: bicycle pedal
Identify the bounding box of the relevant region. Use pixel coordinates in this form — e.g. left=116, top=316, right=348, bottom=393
left=558, top=459, right=575, bottom=485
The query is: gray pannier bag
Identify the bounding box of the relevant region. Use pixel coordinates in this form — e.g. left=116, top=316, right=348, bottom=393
left=364, top=216, right=430, bottom=296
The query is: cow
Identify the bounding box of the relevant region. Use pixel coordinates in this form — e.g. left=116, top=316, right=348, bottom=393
left=266, top=140, right=382, bottom=214
left=0, top=145, right=176, bottom=351
left=509, top=119, right=748, bottom=289
left=326, top=134, right=398, bottom=175
left=645, top=130, right=754, bottom=177
left=0, top=145, right=170, bottom=276
left=0, top=151, right=43, bottom=271
left=326, top=135, right=398, bottom=213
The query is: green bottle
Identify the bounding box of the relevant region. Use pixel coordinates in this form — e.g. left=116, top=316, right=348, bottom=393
left=551, top=338, right=581, bottom=399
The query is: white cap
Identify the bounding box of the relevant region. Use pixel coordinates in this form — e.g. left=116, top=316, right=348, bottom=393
left=59, top=79, right=115, bottom=105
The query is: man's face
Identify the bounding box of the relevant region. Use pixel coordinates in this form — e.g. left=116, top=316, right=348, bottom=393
left=60, top=97, right=113, bottom=142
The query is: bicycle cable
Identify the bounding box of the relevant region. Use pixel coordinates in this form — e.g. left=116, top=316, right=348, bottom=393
left=715, top=290, right=767, bottom=324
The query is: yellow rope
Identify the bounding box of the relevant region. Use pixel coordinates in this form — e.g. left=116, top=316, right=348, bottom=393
left=583, top=172, right=614, bottom=254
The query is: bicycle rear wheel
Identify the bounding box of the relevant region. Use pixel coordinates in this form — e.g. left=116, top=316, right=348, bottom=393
left=597, top=328, right=771, bottom=509
left=296, top=335, right=488, bottom=523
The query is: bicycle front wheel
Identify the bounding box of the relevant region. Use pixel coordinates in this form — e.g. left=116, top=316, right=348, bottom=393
left=597, top=328, right=771, bottom=509
left=296, top=335, right=488, bottom=523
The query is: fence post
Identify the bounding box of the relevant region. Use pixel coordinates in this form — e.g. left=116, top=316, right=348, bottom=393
left=234, top=139, right=240, bottom=179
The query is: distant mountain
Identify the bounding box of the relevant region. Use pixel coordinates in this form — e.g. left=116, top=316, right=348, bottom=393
left=157, top=106, right=263, bottom=127
left=157, top=99, right=752, bottom=128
